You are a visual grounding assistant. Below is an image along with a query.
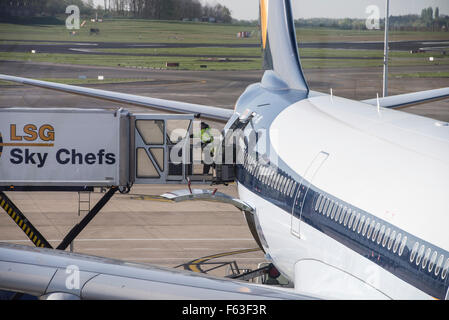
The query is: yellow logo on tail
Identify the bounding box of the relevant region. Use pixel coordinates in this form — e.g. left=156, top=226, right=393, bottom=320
left=260, top=0, right=269, bottom=49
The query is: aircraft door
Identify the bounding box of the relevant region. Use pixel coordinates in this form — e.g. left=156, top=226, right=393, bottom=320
left=291, top=151, right=329, bottom=238
left=132, top=114, right=193, bottom=184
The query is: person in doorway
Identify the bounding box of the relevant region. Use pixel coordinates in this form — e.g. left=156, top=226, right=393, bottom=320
left=200, top=121, right=214, bottom=174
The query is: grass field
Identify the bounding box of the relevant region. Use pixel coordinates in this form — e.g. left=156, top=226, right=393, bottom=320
left=0, top=49, right=446, bottom=71
left=1, top=19, right=449, bottom=44
left=0, top=19, right=448, bottom=71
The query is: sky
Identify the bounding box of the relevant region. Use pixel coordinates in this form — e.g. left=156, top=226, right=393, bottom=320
left=91, top=0, right=449, bottom=21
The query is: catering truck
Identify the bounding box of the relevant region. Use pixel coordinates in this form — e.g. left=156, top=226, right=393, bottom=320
left=0, top=108, right=216, bottom=189
left=0, top=108, right=131, bottom=187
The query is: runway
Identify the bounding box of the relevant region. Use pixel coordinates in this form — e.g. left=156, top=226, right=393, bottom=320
left=1, top=39, right=448, bottom=56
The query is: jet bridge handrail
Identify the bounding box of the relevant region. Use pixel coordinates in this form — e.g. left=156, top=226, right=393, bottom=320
left=160, top=189, right=254, bottom=214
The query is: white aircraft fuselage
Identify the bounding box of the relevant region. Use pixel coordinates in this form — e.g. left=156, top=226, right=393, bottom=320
left=231, top=76, right=449, bottom=300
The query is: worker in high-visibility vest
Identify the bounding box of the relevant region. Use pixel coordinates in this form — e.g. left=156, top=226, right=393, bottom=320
left=200, top=121, right=214, bottom=174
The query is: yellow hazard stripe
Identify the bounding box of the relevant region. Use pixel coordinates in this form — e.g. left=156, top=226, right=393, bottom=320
left=0, top=194, right=49, bottom=248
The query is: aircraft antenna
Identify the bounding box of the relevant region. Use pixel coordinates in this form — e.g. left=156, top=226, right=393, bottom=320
left=383, top=0, right=390, bottom=97
left=377, top=93, right=381, bottom=114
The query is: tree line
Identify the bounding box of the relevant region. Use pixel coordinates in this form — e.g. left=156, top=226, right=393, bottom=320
left=108, top=0, right=232, bottom=22
left=0, top=0, right=232, bottom=23
left=295, top=7, right=448, bottom=32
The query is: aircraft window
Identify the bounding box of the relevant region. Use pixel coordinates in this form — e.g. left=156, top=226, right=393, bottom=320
left=272, top=173, right=279, bottom=188
left=266, top=170, right=273, bottom=186
left=377, top=225, right=386, bottom=245
left=273, top=173, right=280, bottom=189
left=289, top=182, right=297, bottom=197
left=422, top=248, right=432, bottom=269
left=323, top=198, right=330, bottom=216
left=258, top=167, right=264, bottom=181
left=274, top=175, right=280, bottom=190
left=260, top=167, right=267, bottom=183
left=328, top=201, right=336, bottom=218
left=283, top=179, right=290, bottom=194
left=333, top=203, right=340, bottom=221
left=271, top=171, right=278, bottom=188
left=251, top=163, right=257, bottom=175
left=357, top=216, right=366, bottom=234
left=340, top=207, right=347, bottom=226
left=249, top=161, right=255, bottom=174
left=329, top=202, right=337, bottom=219
left=278, top=176, right=284, bottom=191
left=259, top=166, right=265, bottom=180
left=388, top=230, right=396, bottom=250
left=410, top=242, right=420, bottom=263
left=265, top=168, right=270, bottom=184
left=284, top=179, right=290, bottom=193
left=441, top=259, right=449, bottom=280
left=270, top=172, right=275, bottom=186
left=283, top=178, right=291, bottom=195
left=256, top=166, right=263, bottom=180
left=343, top=208, right=351, bottom=226
left=276, top=175, right=283, bottom=190
left=367, top=219, right=376, bottom=239
left=352, top=212, right=361, bottom=232
left=287, top=180, right=294, bottom=197
left=346, top=209, right=354, bottom=228
left=279, top=176, right=286, bottom=192
left=428, top=251, right=438, bottom=273
left=416, top=244, right=425, bottom=266
left=315, top=194, right=323, bottom=211
left=398, top=236, right=407, bottom=256
left=435, top=255, right=444, bottom=276
left=362, top=218, right=370, bottom=237
left=382, top=228, right=391, bottom=247
left=270, top=170, right=276, bottom=186
left=372, top=223, right=380, bottom=242
left=253, top=164, right=259, bottom=177
left=324, top=201, right=331, bottom=217
left=261, top=167, right=267, bottom=181
left=265, top=167, right=272, bottom=186
left=393, top=233, right=402, bottom=253
left=263, top=167, right=270, bottom=183
left=319, top=196, right=326, bottom=214
left=282, top=177, right=288, bottom=191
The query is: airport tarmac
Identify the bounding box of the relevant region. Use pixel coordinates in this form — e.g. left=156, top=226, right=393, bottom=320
left=0, top=184, right=264, bottom=277
left=0, top=60, right=449, bottom=279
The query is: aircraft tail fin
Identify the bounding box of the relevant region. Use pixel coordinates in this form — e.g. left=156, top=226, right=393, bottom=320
left=260, top=0, right=309, bottom=92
